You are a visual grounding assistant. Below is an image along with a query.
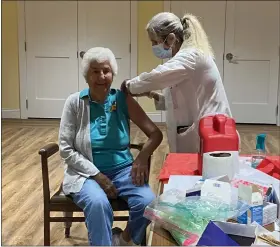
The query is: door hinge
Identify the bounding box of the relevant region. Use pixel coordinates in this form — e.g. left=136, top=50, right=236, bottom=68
left=276, top=105, right=279, bottom=116
left=129, top=44, right=131, bottom=53
left=26, top=99, right=28, bottom=109
left=223, top=53, right=224, bottom=60
left=25, top=42, right=27, bottom=52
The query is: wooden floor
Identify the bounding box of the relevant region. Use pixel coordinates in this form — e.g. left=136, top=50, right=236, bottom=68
left=1, top=119, right=279, bottom=246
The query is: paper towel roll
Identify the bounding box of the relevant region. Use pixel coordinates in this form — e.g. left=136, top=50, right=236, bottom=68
left=202, top=151, right=239, bottom=180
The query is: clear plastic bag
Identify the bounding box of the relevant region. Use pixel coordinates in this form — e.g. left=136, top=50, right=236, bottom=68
left=169, top=229, right=199, bottom=246
left=144, top=189, right=250, bottom=245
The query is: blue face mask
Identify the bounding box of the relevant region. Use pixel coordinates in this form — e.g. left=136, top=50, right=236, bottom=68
left=152, top=43, right=173, bottom=59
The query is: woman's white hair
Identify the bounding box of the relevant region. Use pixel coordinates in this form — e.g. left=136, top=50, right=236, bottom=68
left=81, top=47, right=118, bottom=77
left=146, top=12, right=214, bottom=57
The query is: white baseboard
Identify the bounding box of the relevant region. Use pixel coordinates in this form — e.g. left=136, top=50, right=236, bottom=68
left=1, top=109, right=21, bottom=119
left=147, top=112, right=162, bottom=123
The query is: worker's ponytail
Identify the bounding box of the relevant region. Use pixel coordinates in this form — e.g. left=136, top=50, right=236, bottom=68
left=180, top=14, right=214, bottom=58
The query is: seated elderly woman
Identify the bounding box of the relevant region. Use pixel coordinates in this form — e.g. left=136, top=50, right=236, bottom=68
left=59, top=47, right=163, bottom=246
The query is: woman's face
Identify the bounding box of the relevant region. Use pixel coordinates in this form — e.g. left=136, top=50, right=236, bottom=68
left=148, top=31, right=179, bottom=57
left=86, top=60, right=113, bottom=95
left=148, top=32, right=170, bottom=49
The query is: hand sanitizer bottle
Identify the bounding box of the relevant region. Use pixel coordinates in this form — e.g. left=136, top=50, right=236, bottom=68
left=251, top=134, right=266, bottom=169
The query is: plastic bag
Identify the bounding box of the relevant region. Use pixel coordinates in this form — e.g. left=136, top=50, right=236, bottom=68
left=144, top=189, right=250, bottom=245
left=169, top=229, right=199, bottom=246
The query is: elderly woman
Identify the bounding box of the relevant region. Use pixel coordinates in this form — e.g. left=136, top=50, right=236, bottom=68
left=59, top=47, right=163, bottom=246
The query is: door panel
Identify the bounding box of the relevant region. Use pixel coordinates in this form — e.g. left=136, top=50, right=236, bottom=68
left=230, top=61, right=270, bottom=104
left=34, top=58, right=75, bottom=100
left=171, top=1, right=226, bottom=78
left=224, top=1, right=279, bottom=124
left=78, top=1, right=131, bottom=91
left=25, top=1, right=78, bottom=118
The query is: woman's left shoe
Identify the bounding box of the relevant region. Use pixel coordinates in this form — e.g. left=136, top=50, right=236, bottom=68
left=112, top=227, right=123, bottom=246
left=112, top=227, right=140, bottom=246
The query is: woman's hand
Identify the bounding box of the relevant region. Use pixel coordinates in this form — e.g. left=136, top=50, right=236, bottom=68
left=93, top=173, right=118, bottom=199
left=131, top=157, right=149, bottom=186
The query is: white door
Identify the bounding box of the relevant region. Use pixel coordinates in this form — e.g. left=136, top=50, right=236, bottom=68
left=78, top=1, right=131, bottom=91
left=224, top=1, right=279, bottom=124
left=170, top=1, right=226, bottom=78
left=25, top=1, right=78, bottom=118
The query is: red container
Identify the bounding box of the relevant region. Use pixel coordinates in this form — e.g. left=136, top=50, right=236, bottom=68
left=198, top=114, right=239, bottom=175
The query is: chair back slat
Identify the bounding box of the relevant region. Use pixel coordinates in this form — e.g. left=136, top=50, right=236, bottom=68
left=40, top=155, right=51, bottom=204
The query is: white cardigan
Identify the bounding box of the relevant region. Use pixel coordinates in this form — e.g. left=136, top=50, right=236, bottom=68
left=59, top=92, right=99, bottom=195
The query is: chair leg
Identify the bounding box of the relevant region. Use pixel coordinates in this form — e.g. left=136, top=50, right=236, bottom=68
left=63, top=212, right=73, bottom=238
left=44, top=216, right=50, bottom=246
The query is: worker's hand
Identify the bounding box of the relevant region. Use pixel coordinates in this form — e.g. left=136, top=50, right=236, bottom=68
left=93, top=173, right=118, bottom=199
left=131, top=92, right=151, bottom=97
left=120, top=79, right=130, bottom=95
left=131, top=157, right=149, bottom=186
left=132, top=91, right=160, bottom=101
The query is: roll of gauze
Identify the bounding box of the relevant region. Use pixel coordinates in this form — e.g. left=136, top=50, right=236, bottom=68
left=202, top=151, right=239, bottom=180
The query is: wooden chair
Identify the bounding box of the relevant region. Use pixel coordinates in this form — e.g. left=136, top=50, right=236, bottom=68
left=39, top=142, right=150, bottom=246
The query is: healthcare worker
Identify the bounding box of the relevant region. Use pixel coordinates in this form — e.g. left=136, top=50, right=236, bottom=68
left=121, top=12, right=233, bottom=153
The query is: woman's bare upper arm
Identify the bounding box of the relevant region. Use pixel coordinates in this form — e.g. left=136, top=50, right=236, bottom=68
left=126, top=94, right=159, bottom=137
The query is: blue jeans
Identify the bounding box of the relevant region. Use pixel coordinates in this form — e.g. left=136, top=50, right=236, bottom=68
left=71, top=165, right=155, bottom=246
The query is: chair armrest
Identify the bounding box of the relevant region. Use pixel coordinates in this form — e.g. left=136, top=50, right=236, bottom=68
left=130, top=143, right=144, bottom=151
left=39, top=143, right=59, bottom=158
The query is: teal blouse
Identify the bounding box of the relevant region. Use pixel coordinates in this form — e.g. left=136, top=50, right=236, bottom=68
left=79, top=88, right=133, bottom=172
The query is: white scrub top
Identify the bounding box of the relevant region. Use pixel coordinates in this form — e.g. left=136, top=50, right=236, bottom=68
left=127, top=47, right=232, bottom=153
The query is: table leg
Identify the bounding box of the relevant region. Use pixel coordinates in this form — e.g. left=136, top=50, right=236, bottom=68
left=147, top=181, right=163, bottom=246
